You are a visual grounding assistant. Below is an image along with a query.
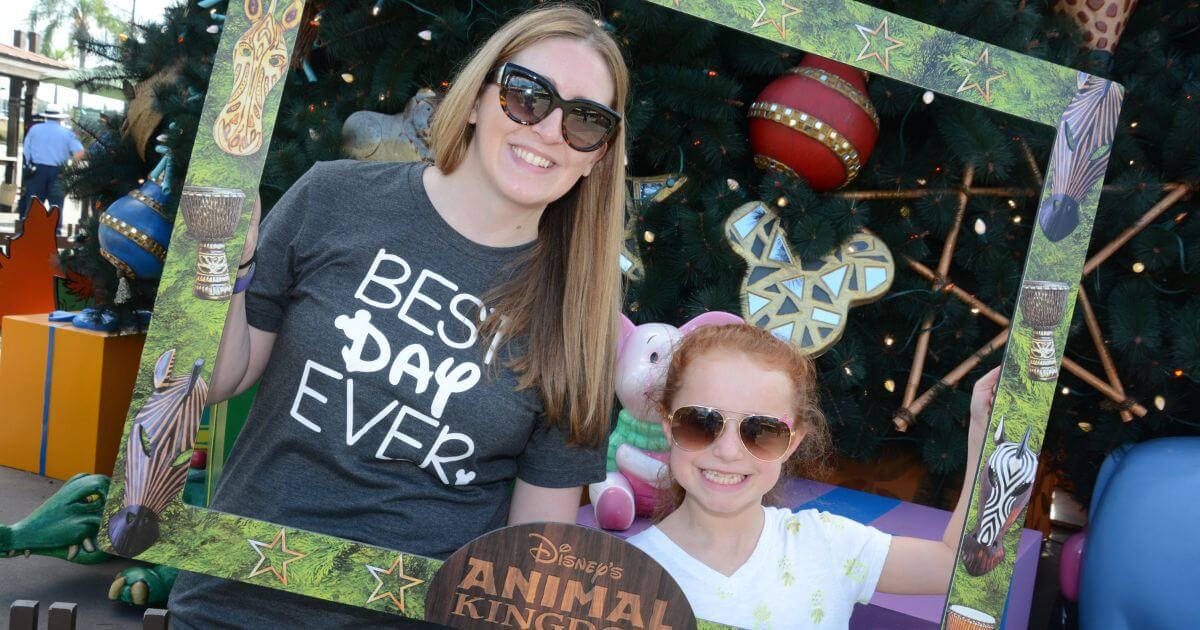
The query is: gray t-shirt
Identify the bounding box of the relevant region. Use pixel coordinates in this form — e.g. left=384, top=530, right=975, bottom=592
left=169, top=160, right=606, bottom=628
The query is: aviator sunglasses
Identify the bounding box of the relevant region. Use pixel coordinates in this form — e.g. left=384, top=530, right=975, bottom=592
left=492, top=62, right=621, bottom=152
left=668, top=405, right=796, bottom=462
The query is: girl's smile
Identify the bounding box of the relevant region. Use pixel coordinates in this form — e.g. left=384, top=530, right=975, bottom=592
left=700, top=468, right=752, bottom=489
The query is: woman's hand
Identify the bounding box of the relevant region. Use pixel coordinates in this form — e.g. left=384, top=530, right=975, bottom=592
left=509, top=480, right=586, bottom=525
left=208, top=195, right=276, bottom=406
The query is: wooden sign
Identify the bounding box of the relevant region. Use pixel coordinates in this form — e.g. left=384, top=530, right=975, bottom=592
left=425, top=523, right=696, bottom=630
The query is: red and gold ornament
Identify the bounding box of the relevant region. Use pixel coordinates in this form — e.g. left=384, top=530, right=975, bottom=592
left=748, top=54, right=879, bottom=191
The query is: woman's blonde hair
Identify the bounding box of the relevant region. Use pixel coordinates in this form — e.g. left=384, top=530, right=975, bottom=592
left=429, top=3, right=628, bottom=447
left=654, top=324, right=833, bottom=518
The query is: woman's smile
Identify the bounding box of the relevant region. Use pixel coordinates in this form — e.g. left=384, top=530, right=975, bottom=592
left=509, top=143, right=557, bottom=171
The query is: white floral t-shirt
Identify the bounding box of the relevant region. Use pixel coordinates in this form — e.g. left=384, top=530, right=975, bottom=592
left=628, top=506, right=892, bottom=629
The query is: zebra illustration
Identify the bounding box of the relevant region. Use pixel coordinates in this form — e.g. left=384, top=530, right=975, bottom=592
left=962, top=416, right=1038, bottom=576
left=108, top=349, right=207, bottom=558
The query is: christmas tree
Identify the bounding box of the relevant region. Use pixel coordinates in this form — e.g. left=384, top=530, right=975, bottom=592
left=63, top=0, right=1200, bottom=507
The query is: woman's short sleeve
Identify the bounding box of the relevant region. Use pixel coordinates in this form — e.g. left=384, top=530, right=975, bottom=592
left=516, top=418, right=607, bottom=488
left=244, top=164, right=322, bottom=332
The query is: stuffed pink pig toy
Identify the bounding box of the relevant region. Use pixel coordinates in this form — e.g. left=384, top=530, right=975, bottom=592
left=588, top=311, right=743, bottom=530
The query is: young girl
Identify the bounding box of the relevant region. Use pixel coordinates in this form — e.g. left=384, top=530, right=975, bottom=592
left=629, top=324, right=997, bottom=629
left=169, top=4, right=628, bottom=627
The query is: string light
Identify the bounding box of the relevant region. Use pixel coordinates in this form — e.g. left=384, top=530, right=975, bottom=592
left=1007, top=199, right=1017, bottom=209
left=727, top=179, right=740, bottom=191
left=1061, top=386, right=1071, bottom=395
left=1128, top=160, right=1135, bottom=166
left=707, top=70, right=718, bottom=77
left=900, top=206, right=911, bottom=218
left=642, top=231, right=655, bottom=243
left=922, top=90, right=935, bottom=104
left=341, top=73, right=355, bottom=83
left=776, top=197, right=788, bottom=208
left=884, top=335, right=895, bottom=347
left=1173, top=369, right=1184, bottom=378
left=418, top=30, right=433, bottom=41
left=1130, top=121, right=1139, bottom=128
left=974, top=218, right=986, bottom=235
left=843, top=366, right=853, bottom=375
left=118, top=33, right=129, bottom=42
left=1154, top=395, right=1166, bottom=411
left=372, top=0, right=384, bottom=16
left=916, top=178, right=927, bottom=186
left=884, top=379, right=896, bottom=392
left=1078, top=422, right=1093, bottom=432
left=1132, top=262, right=1145, bottom=273
left=970, top=307, right=981, bottom=315
left=1012, top=215, right=1022, bottom=224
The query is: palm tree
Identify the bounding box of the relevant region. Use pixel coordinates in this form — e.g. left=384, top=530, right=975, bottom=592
left=26, top=0, right=126, bottom=108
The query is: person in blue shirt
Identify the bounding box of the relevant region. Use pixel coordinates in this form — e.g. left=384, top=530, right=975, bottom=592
left=19, top=104, right=84, bottom=221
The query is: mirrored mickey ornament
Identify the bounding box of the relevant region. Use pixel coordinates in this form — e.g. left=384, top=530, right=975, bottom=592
left=724, top=200, right=895, bottom=355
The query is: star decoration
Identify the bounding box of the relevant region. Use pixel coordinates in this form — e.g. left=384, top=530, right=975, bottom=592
left=366, top=553, right=425, bottom=612
left=855, top=17, right=904, bottom=72
left=622, top=174, right=688, bottom=281
left=751, top=0, right=802, bottom=39
left=955, top=48, right=1007, bottom=103
left=247, top=529, right=307, bottom=586
left=835, top=157, right=1190, bottom=430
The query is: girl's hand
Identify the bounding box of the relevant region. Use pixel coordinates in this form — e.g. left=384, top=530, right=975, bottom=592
left=878, top=364, right=1006, bottom=597
left=970, top=366, right=1002, bottom=434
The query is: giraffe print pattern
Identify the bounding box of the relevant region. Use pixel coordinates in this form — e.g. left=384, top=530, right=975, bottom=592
left=1053, top=0, right=1138, bottom=53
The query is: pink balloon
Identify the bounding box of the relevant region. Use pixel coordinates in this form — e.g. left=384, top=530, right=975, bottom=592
left=1059, top=528, right=1088, bottom=603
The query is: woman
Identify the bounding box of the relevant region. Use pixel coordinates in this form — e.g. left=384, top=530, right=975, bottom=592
left=168, top=5, right=629, bottom=627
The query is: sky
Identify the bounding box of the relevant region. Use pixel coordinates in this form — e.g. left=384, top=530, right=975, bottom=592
left=0, top=0, right=183, bottom=111
left=0, top=0, right=182, bottom=58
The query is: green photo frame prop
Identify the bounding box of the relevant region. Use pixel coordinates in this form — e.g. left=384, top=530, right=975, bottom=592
left=100, top=0, right=1121, bottom=627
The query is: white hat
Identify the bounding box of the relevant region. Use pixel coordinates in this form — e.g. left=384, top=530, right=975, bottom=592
left=41, top=104, right=69, bottom=119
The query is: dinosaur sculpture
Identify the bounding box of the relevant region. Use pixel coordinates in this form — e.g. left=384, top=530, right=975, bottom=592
left=1, top=473, right=110, bottom=564
left=1, top=472, right=179, bottom=606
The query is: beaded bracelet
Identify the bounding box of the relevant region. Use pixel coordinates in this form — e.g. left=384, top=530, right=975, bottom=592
left=233, top=261, right=256, bottom=294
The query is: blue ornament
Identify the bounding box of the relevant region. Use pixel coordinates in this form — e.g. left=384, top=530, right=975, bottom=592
left=98, top=180, right=173, bottom=280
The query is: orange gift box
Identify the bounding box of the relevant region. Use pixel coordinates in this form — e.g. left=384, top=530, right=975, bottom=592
left=0, top=314, right=145, bottom=480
